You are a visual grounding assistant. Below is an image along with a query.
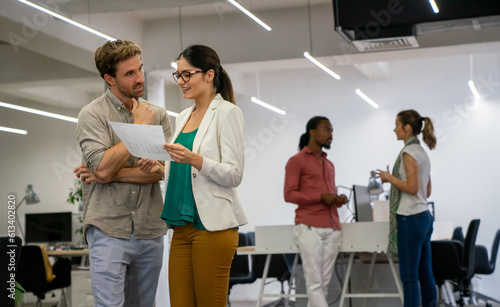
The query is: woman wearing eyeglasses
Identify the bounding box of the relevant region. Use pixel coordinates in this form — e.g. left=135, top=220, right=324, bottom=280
left=139, top=45, right=247, bottom=306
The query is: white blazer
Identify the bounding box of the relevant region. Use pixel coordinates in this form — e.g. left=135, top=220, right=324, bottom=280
left=164, top=94, right=248, bottom=231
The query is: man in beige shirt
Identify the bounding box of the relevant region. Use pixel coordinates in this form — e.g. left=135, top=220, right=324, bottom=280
left=75, top=39, right=172, bottom=307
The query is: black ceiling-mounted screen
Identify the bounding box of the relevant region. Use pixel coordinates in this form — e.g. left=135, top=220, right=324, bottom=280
left=333, top=0, right=500, bottom=39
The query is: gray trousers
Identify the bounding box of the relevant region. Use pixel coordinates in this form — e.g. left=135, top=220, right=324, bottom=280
left=86, top=226, right=164, bottom=307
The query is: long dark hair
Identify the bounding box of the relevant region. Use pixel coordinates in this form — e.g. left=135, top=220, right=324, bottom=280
left=398, top=109, right=437, bottom=150
left=298, top=116, right=329, bottom=150
left=177, top=45, right=235, bottom=104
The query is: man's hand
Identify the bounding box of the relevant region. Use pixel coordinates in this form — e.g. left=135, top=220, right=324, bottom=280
left=131, top=98, right=155, bottom=125
left=321, top=193, right=349, bottom=207
left=337, top=194, right=349, bottom=207
left=74, top=164, right=104, bottom=184
left=137, top=158, right=164, bottom=176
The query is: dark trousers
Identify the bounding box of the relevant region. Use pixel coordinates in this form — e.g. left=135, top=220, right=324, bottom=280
left=397, top=211, right=437, bottom=307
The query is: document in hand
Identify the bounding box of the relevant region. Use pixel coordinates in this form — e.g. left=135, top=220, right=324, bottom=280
left=109, top=122, right=171, bottom=161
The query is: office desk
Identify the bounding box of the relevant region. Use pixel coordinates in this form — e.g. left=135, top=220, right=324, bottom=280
left=238, top=222, right=404, bottom=307
left=338, top=222, right=403, bottom=307
left=47, top=249, right=89, bottom=257
left=237, top=244, right=307, bottom=307
left=47, top=249, right=89, bottom=268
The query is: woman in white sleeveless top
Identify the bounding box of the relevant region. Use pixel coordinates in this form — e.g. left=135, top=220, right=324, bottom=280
left=376, top=109, right=437, bottom=307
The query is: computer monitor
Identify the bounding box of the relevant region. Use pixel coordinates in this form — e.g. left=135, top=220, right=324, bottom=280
left=353, top=185, right=372, bottom=222
left=25, top=212, right=73, bottom=244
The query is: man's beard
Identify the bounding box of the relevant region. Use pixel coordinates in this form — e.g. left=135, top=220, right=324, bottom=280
left=322, top=139, right=332, bottom=149
left=119, top=83, right=144, bottom=100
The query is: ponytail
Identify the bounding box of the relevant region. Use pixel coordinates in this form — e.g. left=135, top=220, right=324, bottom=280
left=422, top=117, right=437, bottom=150
left=397, top=110, right=437, bottom=150
left=218, top=68, right=235, bottom=104
left=298, top=132, right=310, bottom=150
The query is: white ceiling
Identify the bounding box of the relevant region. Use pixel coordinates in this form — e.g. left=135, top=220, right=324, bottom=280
left=1, top=0, right=500, bottom=111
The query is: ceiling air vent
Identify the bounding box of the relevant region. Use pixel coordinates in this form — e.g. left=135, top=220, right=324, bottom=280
left=352, top=36, right=419, bottom=52
left=333, top=0, right=500, bottom=53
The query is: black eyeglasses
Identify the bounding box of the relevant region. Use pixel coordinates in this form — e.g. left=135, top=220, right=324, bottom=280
left=172, top=70, right=207, bottom=82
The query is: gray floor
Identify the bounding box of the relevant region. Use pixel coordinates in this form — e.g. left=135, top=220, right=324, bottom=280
left=19, top=297, right=500, bottom=307
left=19, top=302, right=500, bottom=307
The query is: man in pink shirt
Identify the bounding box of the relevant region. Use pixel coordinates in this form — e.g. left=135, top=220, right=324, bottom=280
left=284, top=116, right=348, bottom=307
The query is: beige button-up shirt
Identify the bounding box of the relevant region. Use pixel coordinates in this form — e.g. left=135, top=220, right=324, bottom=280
left=77, top=89, right=172, bottom=239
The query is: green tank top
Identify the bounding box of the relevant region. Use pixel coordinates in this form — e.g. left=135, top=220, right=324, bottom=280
left=161, top=129, right=206, bottom=230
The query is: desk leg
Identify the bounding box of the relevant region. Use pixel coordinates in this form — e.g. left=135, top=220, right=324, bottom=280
left=257, top=254, right=272, bottom=307
left=386, top=254, right=404, bottom=305
left=362, top=253, right=378, bottom=307
left=285, top=253, right=300, bottom=307
left=339, top=252, right=355, bottom=307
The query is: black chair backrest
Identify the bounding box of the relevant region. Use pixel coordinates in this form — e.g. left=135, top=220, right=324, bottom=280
left=452, top=226, right=464, bottom=242
left=488, top=229, right=500, bottom=271
left=230, top=232, right=250, bottom=277
left=17, top=245, right=49, bottom=296
left=463, top=219, right=480, bottom=279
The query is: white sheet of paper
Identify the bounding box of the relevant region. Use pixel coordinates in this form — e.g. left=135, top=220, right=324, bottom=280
left=109, top=122, right=171, bottom=161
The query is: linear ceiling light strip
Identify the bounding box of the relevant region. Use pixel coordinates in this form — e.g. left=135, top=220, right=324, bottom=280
left=0, top=101, right=78, bottom=123
left=428, top=0, right=439, bottom=13
left=304, top=52, right=341, bottom=80
left=468, top=80, right=481, bottom=102
left=355, top=89, right=379, bottom=109
left=0, top=126, right=28, bottom=135
left=227, top=0, right=272, bottom=31
left=251, top=97, right=286, bottom=115
left=17, top=0, right=116, bottom=41
left=167, top=111, right=179, bottom=117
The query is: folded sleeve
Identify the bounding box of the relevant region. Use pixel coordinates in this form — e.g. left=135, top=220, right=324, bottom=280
left=76, top=106, right=111, bottom=174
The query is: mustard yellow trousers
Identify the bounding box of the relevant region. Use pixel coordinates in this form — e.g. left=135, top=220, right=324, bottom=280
left=169, top=223, right=238, bottom=307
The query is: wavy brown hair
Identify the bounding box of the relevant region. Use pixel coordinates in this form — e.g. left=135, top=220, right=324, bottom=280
left=95, top=40, right=142, bottom=82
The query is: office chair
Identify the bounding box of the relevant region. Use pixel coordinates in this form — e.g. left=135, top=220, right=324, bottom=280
left=452, top=226, right=464, bottom=242
left=16, top=245, right=71, bottom=307
left=453, top=228, right=500, bottom=307
left=228, top=232, right=258, bottom=307
left=247, top=232, right=295, bottom=307
left=431, top=219, right=480, bottom=307
left=1, top=236, right=22, bottom=307
left=474, top=229, right=500, bottom=275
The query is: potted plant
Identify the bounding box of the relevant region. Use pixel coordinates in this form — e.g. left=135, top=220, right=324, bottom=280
left=67, top=179, right=85, bottom=245
left=14, top=282, right=25, bottom=306
left=67, top=178, right=83, bottom=211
